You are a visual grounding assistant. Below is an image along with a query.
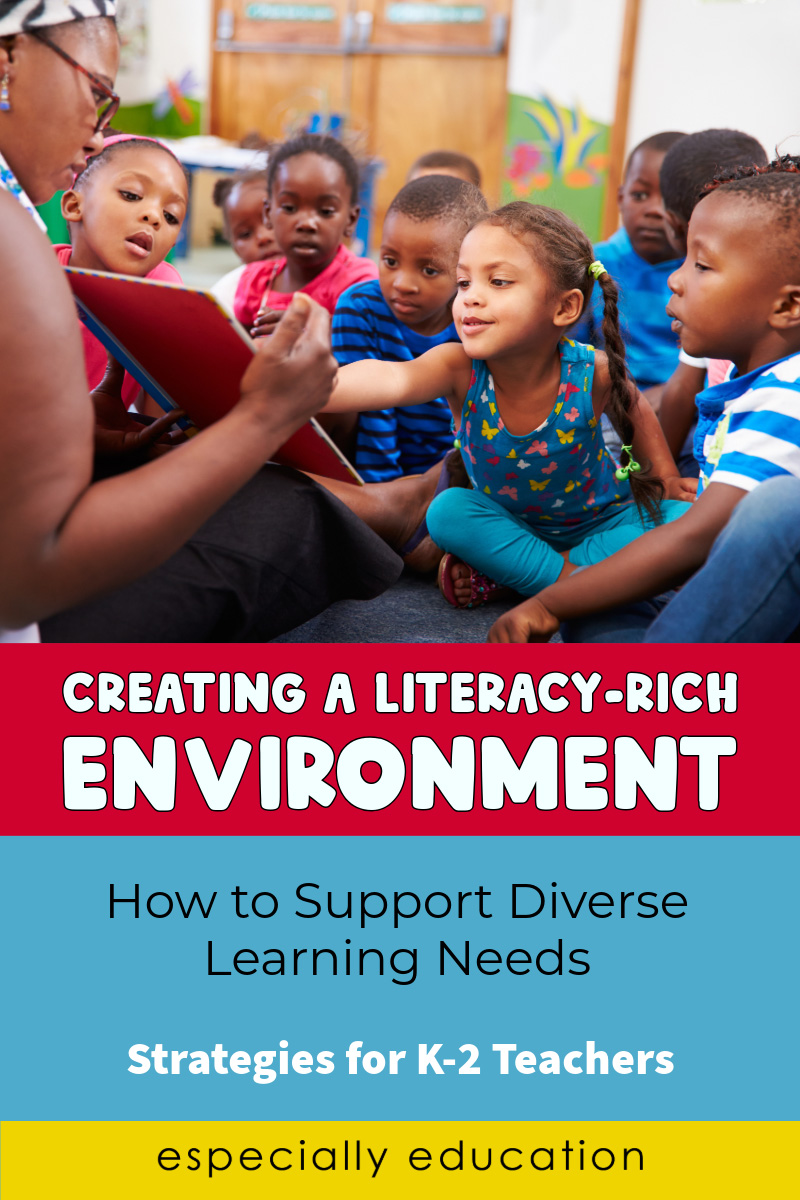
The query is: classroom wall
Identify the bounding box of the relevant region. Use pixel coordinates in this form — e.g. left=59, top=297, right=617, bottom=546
left=130, top=1, right=796, bottom=194
left=116, top=0, right=212, bottom=107
left=507, top=0, right=625, bottom=128
left=505, top=0, right=797, bottom=237
left=504, top=0, right=624, bottom=237
left=508, top=0, right=798, bottom=171
left=627, top=0, right=799, bottom=159
left=119, top=0, right=797, bottom=153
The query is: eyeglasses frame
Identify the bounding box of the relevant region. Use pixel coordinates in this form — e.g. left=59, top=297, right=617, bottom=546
left=30, top=30, right=120, bottom=134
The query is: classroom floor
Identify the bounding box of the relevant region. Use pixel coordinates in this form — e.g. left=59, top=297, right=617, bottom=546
left=177, top=244, right=240, bottom=290
left=272, top=570, right=532, bottom=643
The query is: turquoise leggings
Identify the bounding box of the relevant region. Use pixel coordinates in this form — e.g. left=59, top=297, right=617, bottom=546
left=426, top=489, right=691, bottom=596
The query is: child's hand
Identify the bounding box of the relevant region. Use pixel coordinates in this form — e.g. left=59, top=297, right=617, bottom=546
left=239, top=293, right=338, bottom=433
left=250, top=307, right=283, bottom=339
left=662, top=475, right=699, bottom=503
left=91, top=354, right=185, bottom=459
left=487, top=597, right=560, bottom=643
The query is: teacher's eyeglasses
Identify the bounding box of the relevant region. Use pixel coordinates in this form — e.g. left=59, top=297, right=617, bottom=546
left=31, top=31, right=120, bottom=133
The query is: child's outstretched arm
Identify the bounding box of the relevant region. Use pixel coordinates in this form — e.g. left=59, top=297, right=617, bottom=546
left=488, top=481, right=744, bottom=642
left=593, top=352, right=697, bottom=502
left=324, top=341, right=471, bottom=418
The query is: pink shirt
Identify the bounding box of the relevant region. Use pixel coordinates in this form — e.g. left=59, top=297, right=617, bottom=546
left=233, top=243, right=377, bottom=328
left=706, top=359, right=731, bottom=388
left=680, top=348, right=731, bottom=389
left=55, top=245, right=182, bottom=407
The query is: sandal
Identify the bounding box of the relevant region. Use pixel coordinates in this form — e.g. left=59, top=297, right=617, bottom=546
left=438, top=553, right=504, bottom=609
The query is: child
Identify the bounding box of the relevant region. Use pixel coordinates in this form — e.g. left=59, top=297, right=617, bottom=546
left=234, top=133, right=377, bottom=336
left=656, top=129, right=768, bottom=470
left=325, top=201, right=693, bottom=606
left=572, top=130, right=686, bottom=399
left=59, top=134, right=185, bottom=287
left=487, top=170, right=800, bottom=643
left=407, top=150, right=482, bottom=190
left=332, top=174, right=487, bottom=482
left=57, top=135, right=188, bottom=431
left=211, top=168, right=278, bottom=315
left=214, top=168, right=277, bottom=265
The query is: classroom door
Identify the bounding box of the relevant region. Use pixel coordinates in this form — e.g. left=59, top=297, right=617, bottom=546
left=210, top=0, right=513, bottom=235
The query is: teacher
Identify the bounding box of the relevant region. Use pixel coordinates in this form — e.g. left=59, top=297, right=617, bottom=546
left=0, top=0, right=401, bottom=643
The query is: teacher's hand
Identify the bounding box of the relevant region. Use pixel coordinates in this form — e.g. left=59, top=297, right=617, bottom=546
left=239, top=293, right=338, bottom=435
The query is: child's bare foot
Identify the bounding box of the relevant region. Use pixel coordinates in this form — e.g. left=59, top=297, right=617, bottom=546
left=393, top=461, right=445, bottom=572
left=401, top=450, right=472, bottom=572
left=449, top=559, right=475, bottom=607
left=402, top=532, right=441, bottom=574
left=305, top=459, right=444, bottom=571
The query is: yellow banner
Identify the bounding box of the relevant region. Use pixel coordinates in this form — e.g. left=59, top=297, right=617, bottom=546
left=1, top=1121, right=795, bottom=1196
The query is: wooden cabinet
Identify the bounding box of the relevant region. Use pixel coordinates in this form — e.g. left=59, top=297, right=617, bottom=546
left=210, top=0, right=512, bottom=237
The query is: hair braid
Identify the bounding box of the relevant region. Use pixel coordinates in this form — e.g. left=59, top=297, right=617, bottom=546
left=597, top=271, right=664, bottom=522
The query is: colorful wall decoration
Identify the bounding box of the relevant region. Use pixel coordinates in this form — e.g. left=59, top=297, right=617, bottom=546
left=503, top=93, right=610, bottom=241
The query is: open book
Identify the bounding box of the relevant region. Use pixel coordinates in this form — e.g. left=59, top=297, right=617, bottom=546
left=65, top=267, right=362, bottom=485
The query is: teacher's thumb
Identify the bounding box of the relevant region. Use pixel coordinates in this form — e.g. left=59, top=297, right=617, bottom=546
left=268, top=292, right=314, bottom=353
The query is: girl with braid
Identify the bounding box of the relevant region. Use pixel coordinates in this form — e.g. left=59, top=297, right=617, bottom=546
left=325, top=201, right=695, bottom=606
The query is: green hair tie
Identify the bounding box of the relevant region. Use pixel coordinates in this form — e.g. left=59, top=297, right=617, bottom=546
left=615, top=445, right=641, bottom=481
left=589, top=260, right=607, bottom=281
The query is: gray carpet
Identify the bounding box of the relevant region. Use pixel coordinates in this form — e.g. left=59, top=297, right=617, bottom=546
left=272, top=569, right=526, bottom=643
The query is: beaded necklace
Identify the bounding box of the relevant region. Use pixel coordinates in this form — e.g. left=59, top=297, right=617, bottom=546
left=0, top=148, right=47, bottom=230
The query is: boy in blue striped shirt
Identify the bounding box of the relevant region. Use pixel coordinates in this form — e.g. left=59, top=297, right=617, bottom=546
left=332, top=175, right=487, bottom=482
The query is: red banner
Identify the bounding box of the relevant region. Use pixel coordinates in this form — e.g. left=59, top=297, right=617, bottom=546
left=1, top=644, right=793, bottom=836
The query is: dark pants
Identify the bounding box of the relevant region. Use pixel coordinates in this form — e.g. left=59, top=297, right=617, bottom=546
left=41, top=466, right=402, bottom=642
left=563, top=476, right=800, bottom=643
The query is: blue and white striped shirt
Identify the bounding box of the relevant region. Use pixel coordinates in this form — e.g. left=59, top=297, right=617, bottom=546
left=695, top=351, right=800, bottom=493
left=332, top=279, right=458, bottom=482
